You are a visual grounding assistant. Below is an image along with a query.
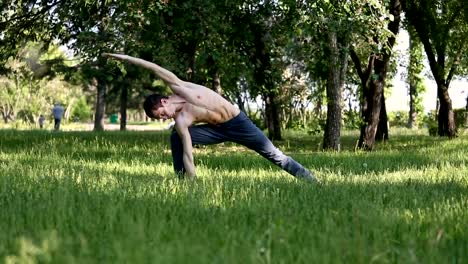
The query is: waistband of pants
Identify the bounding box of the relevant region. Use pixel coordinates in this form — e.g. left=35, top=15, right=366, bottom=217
left=218, top=111, right=248, bottom=127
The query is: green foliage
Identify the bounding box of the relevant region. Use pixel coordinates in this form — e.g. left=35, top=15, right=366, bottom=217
left=0, top=130, right=467, bottom=262
left=343, top=109, right=362, bottom=130
left=0, top=42, right=86, bottom=123
left=454, top=108, right=467, bottom=129
left=71, top=97, right=93, bottom=122
left=422, top=109, right=467, bottom=136
left=388, top=111, right=409, bottom=128
left=404, top=0, right=468, bottom=134
left=307, top=117, right=326, bottom=135
left=422, top=111, right=438, bottom=136
left=246, top=111, right=266, bottom=130
left=404, top=0, right=468, bottom=79
left=406, top=24, right=426, bottom=124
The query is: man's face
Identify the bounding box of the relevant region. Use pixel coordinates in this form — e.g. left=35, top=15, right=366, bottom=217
left=152, top=100, right=175, bottom=121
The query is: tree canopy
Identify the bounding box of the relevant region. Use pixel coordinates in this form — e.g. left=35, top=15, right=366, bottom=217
left=1, top=0, right=467, bottom=147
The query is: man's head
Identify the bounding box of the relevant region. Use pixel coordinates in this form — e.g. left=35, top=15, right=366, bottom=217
left=143, top=94, right=174, bottom=120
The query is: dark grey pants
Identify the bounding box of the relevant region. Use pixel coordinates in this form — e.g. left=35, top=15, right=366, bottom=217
left=54, top=118, right=61, bottom=131
left=170, top=111, right=313, bottom=179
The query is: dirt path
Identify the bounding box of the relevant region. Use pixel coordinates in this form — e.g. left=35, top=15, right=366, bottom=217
left=82, top=123, right=170, bottom=131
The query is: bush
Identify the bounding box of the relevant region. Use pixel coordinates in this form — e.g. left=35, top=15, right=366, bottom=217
left=422, top=111, right=438, bottom=136
left=307, top=118, right=326, bottom=135
left=247, top=111, right=265, bottom=130
left=17, top=110, right=35, bottom=124
left=454, top=108, right=467, bottom=129
left=343, top=110, right=361, bottom=130
left=71, top=97, right=93, bottom=122
left=423, top=109, right=467, bottom=136
left=388, top=111, right=409, bottom=128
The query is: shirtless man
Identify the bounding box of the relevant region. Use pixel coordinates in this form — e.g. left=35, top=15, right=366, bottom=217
left=104, top=53, right=318, bottom=182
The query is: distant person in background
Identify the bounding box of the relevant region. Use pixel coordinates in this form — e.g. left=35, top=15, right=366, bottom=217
left=52, top=103, right=64, bottom=131
left=38, top=114, right=45, bottom=129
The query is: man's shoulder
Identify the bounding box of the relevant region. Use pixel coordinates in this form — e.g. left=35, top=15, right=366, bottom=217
left=174, top=110, right=194, bottom=127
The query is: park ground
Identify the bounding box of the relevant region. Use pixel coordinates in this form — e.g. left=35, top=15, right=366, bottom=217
left=0, top=128, right=466, bottom=263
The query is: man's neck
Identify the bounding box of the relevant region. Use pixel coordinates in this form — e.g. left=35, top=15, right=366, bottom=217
left=169, top=95, right=186, bottom=115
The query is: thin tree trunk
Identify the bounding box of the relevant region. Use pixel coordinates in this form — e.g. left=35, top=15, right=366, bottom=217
left=236, top=92, right=246, bottom=113
left=120, top=84, right=128, bottom=131
left=408, top=82, right=416, bottom=128
left=1, top=103, right=11, bottom=123
left=2, top=111, right=8, bottom=123
left=407, top=29, right=416, bottom=128
left=207, top=55, right=223, bottom=95
left=465, top=95, right=468, bottom=128
left=407, top=26, right=424, bottom=129
left=212, top=70, right=222, bottom=95
left=94, top=80, right=106, bottom=131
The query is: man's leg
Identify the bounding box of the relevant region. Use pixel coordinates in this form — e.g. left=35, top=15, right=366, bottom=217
left=170, top=124, right=227, bottom=177
left=221, top=113, right=318, bottom=182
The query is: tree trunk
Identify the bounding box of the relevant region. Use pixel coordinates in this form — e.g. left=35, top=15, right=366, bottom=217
left=120, top=84, right=128, bottom=131
left=212, top=70, right=222, bottom=95
left=323, top=30, right=349, bottom=150
left=1, top=112, right=8, bottom=123
left=264, top=93, right=282, bottom=141
left=465, top=95, right=468, bottom=128
left=407, top=26, right=424, bottom=129
left=404, top=0, right=462, bottom=137
left=314, top=97, right=323, bottom=118
left=184, top=44, right=197, bottom=82
left=1, top=104, right=11, bottom=123
left=437, top=84, right=456, bottom=137
left=207, top=55, right=223, bottom=95
left=249, top=17, right=282, bottom=140
left=356, top=0, right=401, bottom=150
left=94, top=80, right=106, bottom=131
left=93, top=1, right=108, bottom=132
left=408, top=82, right=416, bottom=128
left=358, top=57, right=385, bottom=150
left=376, top=94, right=389, bottom=141
left=236, top=91, right=246, bottom=113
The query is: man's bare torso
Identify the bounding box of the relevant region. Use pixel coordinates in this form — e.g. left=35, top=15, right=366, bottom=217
left=173, top=81, right=240, bottom=127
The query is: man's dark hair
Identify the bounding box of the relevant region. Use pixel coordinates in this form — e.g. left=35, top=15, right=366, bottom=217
left=143, top=94, right=168, bottom=118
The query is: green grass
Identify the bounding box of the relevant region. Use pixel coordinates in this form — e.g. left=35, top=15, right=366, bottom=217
left=0, top=129, right=466, bottom=263
left=0, top=119, right=171, bottom=131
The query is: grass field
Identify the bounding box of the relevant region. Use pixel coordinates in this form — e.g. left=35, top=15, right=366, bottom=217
left=0, top=129, right=466, bottom=263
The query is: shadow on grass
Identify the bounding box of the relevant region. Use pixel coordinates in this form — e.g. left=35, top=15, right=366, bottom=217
left=1, top=129, right=466, bottom=177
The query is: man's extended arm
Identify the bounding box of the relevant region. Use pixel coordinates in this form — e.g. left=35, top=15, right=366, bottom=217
left=103, top=53, right=181, bottom=87
left=175, top=123, right=196, bottom=179
left=104, top=53, right=231, bottom=113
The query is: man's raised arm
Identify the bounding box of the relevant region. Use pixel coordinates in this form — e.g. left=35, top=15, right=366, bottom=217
left=103, top=53, right=181, bottom=87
